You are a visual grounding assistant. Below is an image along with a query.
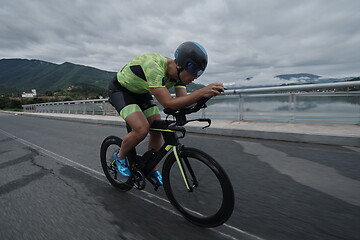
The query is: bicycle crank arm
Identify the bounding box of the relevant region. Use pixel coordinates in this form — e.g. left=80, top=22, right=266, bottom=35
left=145, top=176, right=161, bottom=191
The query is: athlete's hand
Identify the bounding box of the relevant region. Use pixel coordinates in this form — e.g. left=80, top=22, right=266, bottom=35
left=201, top=83, right=224, bottom=98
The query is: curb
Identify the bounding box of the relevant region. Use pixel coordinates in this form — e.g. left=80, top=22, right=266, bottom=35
left=2, top=111, right=359, bottom=147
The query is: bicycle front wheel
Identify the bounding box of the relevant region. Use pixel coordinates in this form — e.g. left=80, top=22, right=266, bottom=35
left=162, top=147, right=234, bottom=227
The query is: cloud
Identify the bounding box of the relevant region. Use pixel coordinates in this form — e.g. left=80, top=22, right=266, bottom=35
left=1, top=0, right=359, bottom=86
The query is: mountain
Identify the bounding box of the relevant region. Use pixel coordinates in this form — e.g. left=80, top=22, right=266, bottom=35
left=56, top=83, right=108, bottom=98
left=275, top=73, right=354, bottom=84
left=275, top=73, right=321, bottom=81
left=0, top=84, right=18, bottom=96
left=276, top=73, right=356, bottom=87
left=0, top=58, right=115, bottom=93
left=0, top=58, right=205, bottom=95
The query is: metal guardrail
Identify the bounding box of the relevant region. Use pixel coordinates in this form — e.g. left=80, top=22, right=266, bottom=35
left=22, top=81, right=360, bottom=124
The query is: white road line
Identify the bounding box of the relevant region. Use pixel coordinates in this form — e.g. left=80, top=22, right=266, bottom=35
left=0, top=128, right=265, bottom=240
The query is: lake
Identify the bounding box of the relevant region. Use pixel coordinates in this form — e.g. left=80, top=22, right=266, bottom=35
left=160, top=93, right=360, bottom=124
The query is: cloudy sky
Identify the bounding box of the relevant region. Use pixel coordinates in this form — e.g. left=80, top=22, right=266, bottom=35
left=1, top=0, right=359, bottom=86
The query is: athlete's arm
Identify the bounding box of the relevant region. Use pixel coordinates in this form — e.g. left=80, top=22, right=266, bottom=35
left=151, top=83, right=224, bottom=110
left=175, top=86, right=187, bottom=97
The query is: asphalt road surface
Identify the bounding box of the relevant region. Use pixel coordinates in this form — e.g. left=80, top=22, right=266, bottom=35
left=0, top=112, right=359, bottom=240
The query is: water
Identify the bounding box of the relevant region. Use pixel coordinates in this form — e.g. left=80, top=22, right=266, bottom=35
left=36, top=92, right=360, bottom=125
left=183, top=94, right=360, bottom=124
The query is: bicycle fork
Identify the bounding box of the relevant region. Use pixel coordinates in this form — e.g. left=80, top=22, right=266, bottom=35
left=172, top=145, right=198, bottom=192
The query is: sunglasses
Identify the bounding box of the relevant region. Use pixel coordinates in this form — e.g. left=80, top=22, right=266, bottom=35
left=185, top=62, right=204, bottom=78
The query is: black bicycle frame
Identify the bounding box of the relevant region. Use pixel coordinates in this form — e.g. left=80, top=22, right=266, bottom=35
left=126, top=119, right=194, bottom=191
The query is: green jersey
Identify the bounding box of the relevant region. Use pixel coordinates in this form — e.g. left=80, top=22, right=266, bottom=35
left=116, top=53, right=185, bottom=94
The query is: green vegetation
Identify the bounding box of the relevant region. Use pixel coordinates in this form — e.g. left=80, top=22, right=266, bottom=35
left=53, top=83, right=108, bottom=99
left=0, top=84, right=19, bottom=97
left=0, top=97, right=69, bottom=110
left=0, top=82, right=106, bottom=110
left=0, top=98, right=23, bottom=110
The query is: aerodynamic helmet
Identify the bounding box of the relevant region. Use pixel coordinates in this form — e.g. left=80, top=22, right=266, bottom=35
left=174, top=41, right=208, bottom=78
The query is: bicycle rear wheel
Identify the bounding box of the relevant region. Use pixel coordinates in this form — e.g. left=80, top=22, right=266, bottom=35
left=100, top=136, right=133, bottom=191
left=162, top=147, right=234, bottom=227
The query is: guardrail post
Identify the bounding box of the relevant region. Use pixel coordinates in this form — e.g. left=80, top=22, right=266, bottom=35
left=358, top=98, right=360, bottom=124
left=103, top=101, right=106, bottom=116
left=239, top=94, right=244, bottom=121
left=293, top=94, right=297, bottom=123
left=289, top=93, right=295, bottom=123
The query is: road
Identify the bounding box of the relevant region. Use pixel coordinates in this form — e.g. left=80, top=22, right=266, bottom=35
left=0, top=112, right=359, bottom=240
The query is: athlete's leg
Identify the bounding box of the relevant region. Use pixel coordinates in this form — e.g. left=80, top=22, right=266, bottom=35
left=138, top=97, right=162, bottom=151
left=146, top=113, right=162, bottom=151
left=144, top=111, right=162, bottom=174
left=117, top=111, right=149, bottom=159
left=146, top=113, right=163, bottom=184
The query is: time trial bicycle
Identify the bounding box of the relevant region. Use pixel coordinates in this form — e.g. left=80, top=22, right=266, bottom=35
left=100, top=97, right=234, bottom=227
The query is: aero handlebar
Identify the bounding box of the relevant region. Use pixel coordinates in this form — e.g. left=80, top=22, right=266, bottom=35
left=163, top=97, right=212, bottom=128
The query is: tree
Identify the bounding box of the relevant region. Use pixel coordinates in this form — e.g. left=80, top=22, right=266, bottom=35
left=45, top=90, right=53, bottom=96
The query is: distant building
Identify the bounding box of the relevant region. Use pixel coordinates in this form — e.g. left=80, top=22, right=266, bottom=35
left=22, top=89, right=37, bottom=98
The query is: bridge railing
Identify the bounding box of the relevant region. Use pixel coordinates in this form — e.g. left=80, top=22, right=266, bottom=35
left=22, top=81, right=360, bottom=124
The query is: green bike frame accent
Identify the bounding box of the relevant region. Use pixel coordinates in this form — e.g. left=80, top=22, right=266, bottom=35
left=172, top=146, right=190, bottom=190
left=163, top=144, right=191, bottom=191
left=150, top=128, right=175, bottom=133
left=165, top=145, right=174, bottom=151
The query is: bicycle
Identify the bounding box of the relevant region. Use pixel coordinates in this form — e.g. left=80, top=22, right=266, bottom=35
left=100, top=97, right=235, bottom=227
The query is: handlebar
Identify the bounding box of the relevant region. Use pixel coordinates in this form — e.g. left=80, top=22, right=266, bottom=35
left=163, top=97, right=212, bottom=128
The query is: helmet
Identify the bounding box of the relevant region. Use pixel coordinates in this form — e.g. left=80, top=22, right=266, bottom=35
left=174, top=41, right=208, bottom=78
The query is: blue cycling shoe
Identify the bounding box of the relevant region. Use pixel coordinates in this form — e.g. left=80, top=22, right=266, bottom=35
left=149, top=170, right=163, bottom=186
left=113, top=152, right=131, bottom=177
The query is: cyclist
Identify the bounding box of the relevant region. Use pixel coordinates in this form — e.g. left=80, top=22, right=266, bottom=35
left=108, top=41, right=224, bottom=185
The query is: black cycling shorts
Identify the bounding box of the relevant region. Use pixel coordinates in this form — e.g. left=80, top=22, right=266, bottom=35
left=108, top=76, right=159, bottom=119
